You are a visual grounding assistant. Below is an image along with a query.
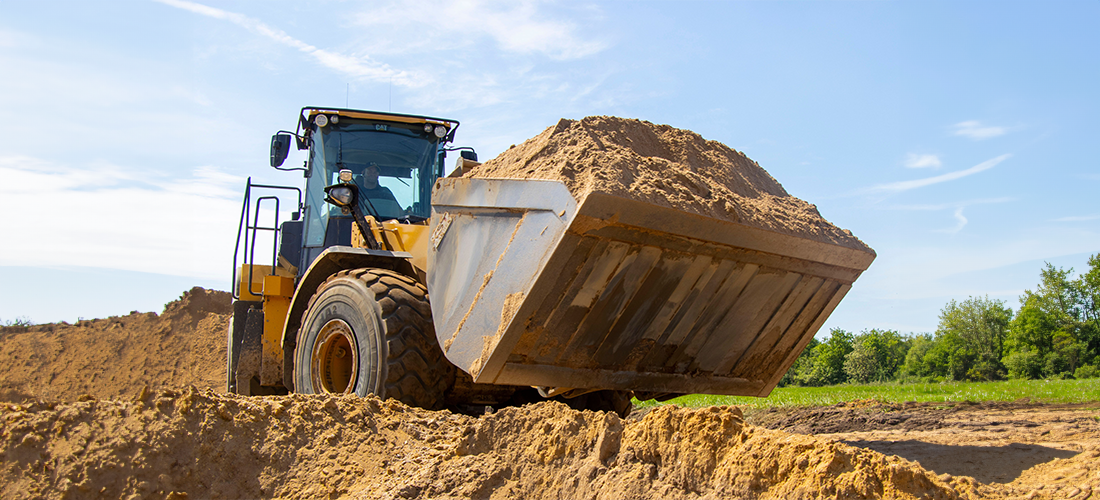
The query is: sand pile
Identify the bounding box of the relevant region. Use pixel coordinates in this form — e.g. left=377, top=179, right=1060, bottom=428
left=0, top=390, right=987, bottom=500
left=0, top=287, right=1094, bottom=499
left=467, top=116, right=872, bottom=252
left=0, top=287, right=230, bottom=402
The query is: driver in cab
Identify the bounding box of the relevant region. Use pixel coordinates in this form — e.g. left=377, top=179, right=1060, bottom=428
left=361, top=162, right=398, bottom=204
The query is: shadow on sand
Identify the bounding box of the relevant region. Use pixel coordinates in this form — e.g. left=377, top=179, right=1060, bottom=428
left=843, top=439, right=1078, bottom=484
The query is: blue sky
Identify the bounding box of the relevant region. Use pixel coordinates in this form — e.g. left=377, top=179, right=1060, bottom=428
left=1, top=1, right=1097, bottom=336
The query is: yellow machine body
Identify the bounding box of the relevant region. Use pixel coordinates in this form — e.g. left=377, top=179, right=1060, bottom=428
left=231, top=107, right=875, bottom=406
left=240, top=220, right=430, bottom=390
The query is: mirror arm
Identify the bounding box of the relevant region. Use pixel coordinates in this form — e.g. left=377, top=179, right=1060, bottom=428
left=348, top=203, right=380, bottom=250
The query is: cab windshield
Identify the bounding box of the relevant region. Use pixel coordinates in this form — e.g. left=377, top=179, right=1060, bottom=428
left=315, top=120, right=439, bottom=221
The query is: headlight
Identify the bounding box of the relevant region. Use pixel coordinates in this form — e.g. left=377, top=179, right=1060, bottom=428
left=327, top=186, right=354, bottom=206
left=315, top=114, right=329, bottom=127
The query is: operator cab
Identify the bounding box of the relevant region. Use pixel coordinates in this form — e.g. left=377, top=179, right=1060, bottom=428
left=269, top=107, right=461, bottom=274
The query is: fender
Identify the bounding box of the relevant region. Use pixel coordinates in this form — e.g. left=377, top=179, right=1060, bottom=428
left=280, top=245, right=418, bottom=390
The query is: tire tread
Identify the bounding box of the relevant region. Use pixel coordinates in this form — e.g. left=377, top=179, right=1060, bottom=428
left=303, top=268, right=452, bottom=409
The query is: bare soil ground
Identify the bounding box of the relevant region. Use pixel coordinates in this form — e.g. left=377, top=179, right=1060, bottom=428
left=743, top=400, right=1100, bottom=496
left=1, top=288, right=1098, bottom=499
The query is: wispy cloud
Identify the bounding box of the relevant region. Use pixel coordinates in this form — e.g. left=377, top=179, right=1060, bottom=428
left=1053, top=215, right=1100, bottom=222
left=891, top=197, right=1013, bottom=234
left=870, top=154, right=1011, bottom=193
left=152, top=0, right=614, bottom=114
left=952, top=120, right=1007, bottom=140
left=891, top=197, right=1014, bottom=211
left=857, top=226, right=1100, bottom=301
left=905, top=153, right=941, bottom=169
left=351, top=0, right=608, bottom=61
left=0, top=156, right=261, bottom=280
left=154, top=0, right=426, bottom=88
left=937, top=207, right=969, bottom=234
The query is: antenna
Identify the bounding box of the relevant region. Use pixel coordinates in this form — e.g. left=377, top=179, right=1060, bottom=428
left=389, top=77, right=392, bottom=111
left=346, top=83, right=349, bottom=107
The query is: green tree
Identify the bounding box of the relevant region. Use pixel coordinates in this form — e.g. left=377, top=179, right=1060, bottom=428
left=778, top=337, right=819, bottom=387
left=1005, top=257, right=1100, bottom=377
left=1002, top=348, right=1043, bottom=379
left=937, top=296, right=1012, bottom=380
left=1078, top=254, right=1100, bottom=362
left=922, top=331, right=975, bottom=381
left=793, top=328, right=853, bottom=386
left=900, top=333, right=936, bottom=380
left=843, top=329, right=910, bottom=383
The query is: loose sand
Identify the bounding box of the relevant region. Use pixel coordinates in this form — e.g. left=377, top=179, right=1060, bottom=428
left=0, top=392, right=983, bottom=500
left=1, top=289, right=1097, bottom=499
left=0, top=287, right=229, bottom=402
left=466, top=116, right=872, bottom=253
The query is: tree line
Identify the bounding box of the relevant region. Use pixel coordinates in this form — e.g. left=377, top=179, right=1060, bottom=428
left=779, top=254, right=1100, bottom=386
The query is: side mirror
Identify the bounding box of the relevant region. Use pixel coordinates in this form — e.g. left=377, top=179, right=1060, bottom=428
left=460, top=150, right=478, bottom=162
left=270, top=134, right=291, bottom=167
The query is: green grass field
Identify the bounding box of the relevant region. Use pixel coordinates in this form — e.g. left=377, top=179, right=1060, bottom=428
left=635, top=378, right=1100, bottom=410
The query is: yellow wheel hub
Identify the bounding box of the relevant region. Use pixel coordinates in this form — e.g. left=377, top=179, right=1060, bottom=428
left=311, top=319, right=359, bottom=393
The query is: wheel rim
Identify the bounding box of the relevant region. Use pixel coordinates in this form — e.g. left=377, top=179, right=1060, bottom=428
left=311, top=319, right=359, bottom=394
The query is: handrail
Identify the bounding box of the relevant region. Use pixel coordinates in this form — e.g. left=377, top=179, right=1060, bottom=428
left=231, top=177, right=303, bottom=300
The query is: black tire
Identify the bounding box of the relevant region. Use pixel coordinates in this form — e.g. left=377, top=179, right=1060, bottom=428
left=293, top=268, right=453, bottom=409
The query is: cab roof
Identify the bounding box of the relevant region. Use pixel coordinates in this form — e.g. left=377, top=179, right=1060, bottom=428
left=296, top=106, right=460, bottom=141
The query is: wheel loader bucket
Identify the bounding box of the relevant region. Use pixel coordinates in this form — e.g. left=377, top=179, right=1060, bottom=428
left=427, top=178, right=875, bottom=397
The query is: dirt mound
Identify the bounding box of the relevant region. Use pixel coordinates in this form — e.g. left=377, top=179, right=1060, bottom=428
left=467, top=116, right=871, bottom=252
left=0, top=287, right=230, bottom=402
left=2, top=287, right=1096, bottom=499
left=0, top=390, right=984, bottom=500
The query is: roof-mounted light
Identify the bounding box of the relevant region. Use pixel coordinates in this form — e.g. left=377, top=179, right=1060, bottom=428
left=330, top=115, right=339, bottom=124
left=315, top=114, right=329, bottom=127
left=434, top=125, right=447, bottom=138
left=424, top=124, right=434, bottom=133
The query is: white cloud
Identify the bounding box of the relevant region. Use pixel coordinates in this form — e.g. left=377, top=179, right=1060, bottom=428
left=857, top=227, right=1100, bottom=302
left=890, top=197, right=1014, bottom=211
left=351, top=0, right=608, bottom=61
left=937, top=207, right=969, bottom=234
left=154, top=0, right=427, bottom=88
left=951, top=120, right=1007, bottom=140
left=904, top=153, right=941, bottom=169
left=0, top=156, right=278, bottom=281
left=870, top=154, right=1011, bottom=192
left=890, top=198, right=1012, bottom=234
left=1053, top=215, right=1100, bottom=222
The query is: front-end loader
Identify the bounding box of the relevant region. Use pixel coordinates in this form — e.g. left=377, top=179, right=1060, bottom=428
left=228, top=107, right=875, bottom=416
